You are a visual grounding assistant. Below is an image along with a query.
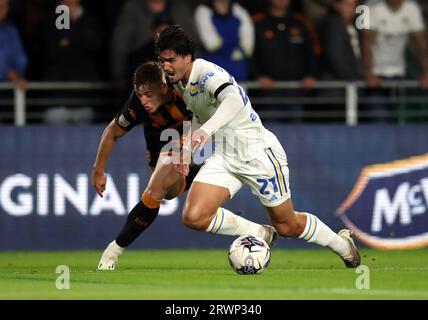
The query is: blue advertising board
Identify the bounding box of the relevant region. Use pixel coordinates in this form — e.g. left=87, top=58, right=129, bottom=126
left=1, top=125, right=427, bottom=250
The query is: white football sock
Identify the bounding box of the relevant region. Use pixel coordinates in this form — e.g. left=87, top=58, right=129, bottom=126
left=298, top=212, right=349, bottom=257
left=205, top=207, right=266, bottom=238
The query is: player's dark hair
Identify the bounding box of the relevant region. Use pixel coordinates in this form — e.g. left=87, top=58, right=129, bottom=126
left=133, top=61, right=165, bottom=88
left=155, top=25, right=196, bottom=61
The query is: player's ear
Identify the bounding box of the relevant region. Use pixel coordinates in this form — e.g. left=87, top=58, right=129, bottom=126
left=184, top=54, right=192, bottom=64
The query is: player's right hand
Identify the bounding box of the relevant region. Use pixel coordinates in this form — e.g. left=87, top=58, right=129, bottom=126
left=92, top=170, right=107, bottom=197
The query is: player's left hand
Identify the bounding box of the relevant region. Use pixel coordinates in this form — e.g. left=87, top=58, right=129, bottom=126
left=173, top=135, right=191, bottom=176
left=173, top=129, right=210, bottom=176
left=190, top=129, right=210, bottom=151
left=92, top=169, right=107, bottom=197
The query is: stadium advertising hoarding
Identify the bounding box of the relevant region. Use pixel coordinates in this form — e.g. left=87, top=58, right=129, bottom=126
left=337, top=154, right=428, bottom=249
left=0, top=125, right=427, bottom=250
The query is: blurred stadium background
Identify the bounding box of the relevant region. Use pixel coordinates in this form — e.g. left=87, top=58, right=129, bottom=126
left=0, top=0, right=428, bottom=300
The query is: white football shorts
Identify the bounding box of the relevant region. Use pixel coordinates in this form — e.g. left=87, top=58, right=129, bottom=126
left=193, top=138, right=291, bottom=207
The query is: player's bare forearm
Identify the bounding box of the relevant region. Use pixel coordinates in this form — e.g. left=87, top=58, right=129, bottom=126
left=174, top=140, right=192, bottom=176
left=93, top=119, right=126, bottom=172
left=92, top=120, right=126, bottom=197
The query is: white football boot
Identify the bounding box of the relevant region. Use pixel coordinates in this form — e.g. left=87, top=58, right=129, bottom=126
left=97, top=241, right=124, bottom=271
left=338, top=229, right=361, bottom=268
left=262, top=225, right=278, bottom=246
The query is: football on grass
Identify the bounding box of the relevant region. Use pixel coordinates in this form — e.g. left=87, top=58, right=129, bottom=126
left=228, top=235, right=271, bottom=275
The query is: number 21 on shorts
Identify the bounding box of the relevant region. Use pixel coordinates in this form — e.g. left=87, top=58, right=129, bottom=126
left=257, top=177, right=287, bottom=195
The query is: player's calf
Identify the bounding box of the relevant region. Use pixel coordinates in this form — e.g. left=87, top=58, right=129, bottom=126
left=182, top=203, right=213, bottom=231
left=273, top=218, right=305, bottom=238
left=182, top=205, right=274, bottom=245
left=115, top=191, right=160, bottom=247
left=98, top=191, right=160, bottom=271
left=297, top=212, right=360, bottom=267
left=266, top=203, right=306, bottom=238
left=183, top=182, right=276, bottom=242
left=267, top=201, right=360, bottom=266
left=269, top=209, right=307, bottom=238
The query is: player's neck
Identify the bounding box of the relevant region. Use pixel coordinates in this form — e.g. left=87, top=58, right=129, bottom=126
left=182, top=62, right=194, bottom=87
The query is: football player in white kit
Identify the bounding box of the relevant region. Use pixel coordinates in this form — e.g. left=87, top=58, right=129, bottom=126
left=157, top=25, right=360, bottom=267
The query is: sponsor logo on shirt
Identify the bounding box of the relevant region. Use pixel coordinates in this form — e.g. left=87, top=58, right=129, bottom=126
left=200, top=72, right=215, bottom=93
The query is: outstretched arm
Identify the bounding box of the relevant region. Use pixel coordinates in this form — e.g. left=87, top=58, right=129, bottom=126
left=92, top=119, right=127, bottom=196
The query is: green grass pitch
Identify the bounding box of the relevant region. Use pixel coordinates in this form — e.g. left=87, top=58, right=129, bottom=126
left=0, top=249, right=427, bottom=299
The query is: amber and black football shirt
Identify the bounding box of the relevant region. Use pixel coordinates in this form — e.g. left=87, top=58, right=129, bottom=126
left=115, top=87, right=192, bottom=168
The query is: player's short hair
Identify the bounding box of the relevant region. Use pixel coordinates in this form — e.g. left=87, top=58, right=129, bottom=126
left=155, top=25, right=196, bottom=61
left=133, top=61, right=166, bottom=89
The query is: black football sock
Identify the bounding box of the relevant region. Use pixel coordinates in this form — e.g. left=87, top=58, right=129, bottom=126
left=115, top=201, right=159, bottom=247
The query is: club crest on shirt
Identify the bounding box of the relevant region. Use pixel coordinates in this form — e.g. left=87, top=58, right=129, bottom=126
left=189, top=81, right=200, bottom=97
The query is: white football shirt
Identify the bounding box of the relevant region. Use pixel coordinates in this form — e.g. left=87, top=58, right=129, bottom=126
left=369, top=0, right=425, bottom=77
left=173, top=59, right=275, bottom=161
